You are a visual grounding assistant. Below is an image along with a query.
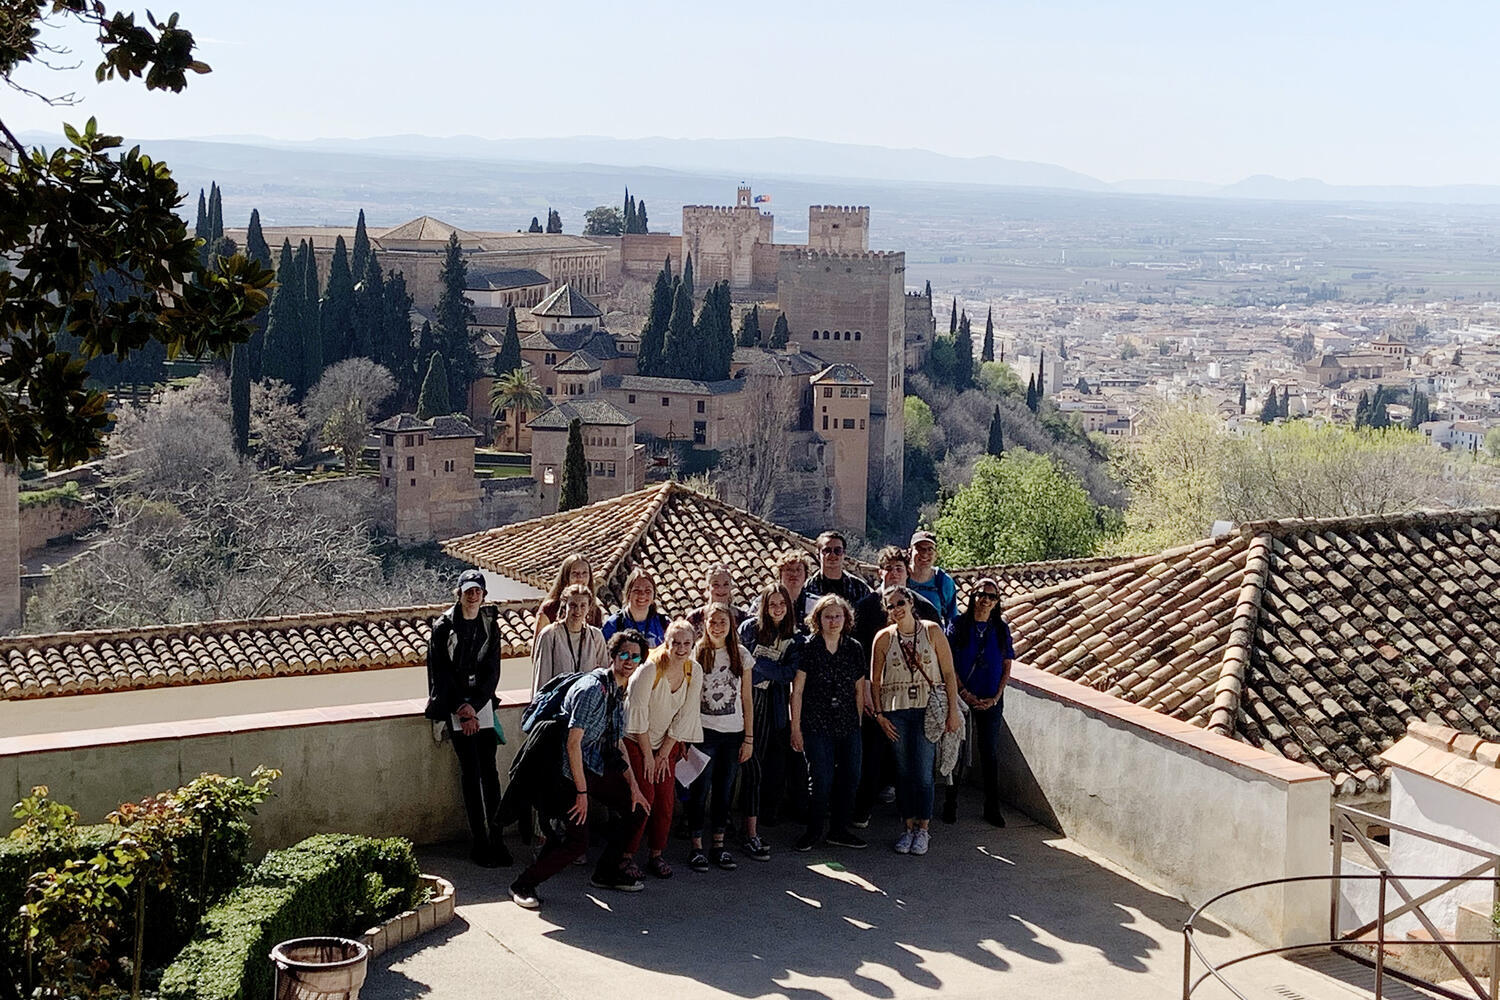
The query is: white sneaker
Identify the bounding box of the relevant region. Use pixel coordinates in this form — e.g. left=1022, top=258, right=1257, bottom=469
left=893, top=828, right=915, bottom=854
left=910, top=828, right=930, bottom=856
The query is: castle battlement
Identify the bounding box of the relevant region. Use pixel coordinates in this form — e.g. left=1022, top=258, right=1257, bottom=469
left=778, top=249, right=902, bottom=262
left=810, top=205, right=870, bottom=214
left=905, top=290, right=931, bottom=299
left=682, top=205, right=769, bottom=216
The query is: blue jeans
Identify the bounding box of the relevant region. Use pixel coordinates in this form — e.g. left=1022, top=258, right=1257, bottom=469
left=887, top=707, right=936, bottom=821
left=803, top=729, right=862, bottom=837
left=686, top=729, right=743, bottom=839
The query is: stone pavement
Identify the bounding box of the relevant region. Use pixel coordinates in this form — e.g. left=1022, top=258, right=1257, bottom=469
left=361, top=795, right=1380, bottom=1000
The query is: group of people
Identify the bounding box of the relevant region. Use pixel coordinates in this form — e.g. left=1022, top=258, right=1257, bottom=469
left=423, top=531, right=1015, bottom=912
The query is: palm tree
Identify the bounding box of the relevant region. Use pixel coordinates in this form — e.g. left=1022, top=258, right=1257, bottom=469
left=489, top=368, right=548, bottom=452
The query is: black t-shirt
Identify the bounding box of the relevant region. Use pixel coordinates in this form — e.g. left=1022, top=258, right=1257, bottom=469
left=454, top=614, right=485, bottom=683
left=808, top=571, right=872, bottom=606
left=797, top=636, right=866, bottom=736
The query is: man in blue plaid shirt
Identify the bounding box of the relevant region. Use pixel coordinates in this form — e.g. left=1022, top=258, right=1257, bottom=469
left=511, top=630, right=653, bottom=909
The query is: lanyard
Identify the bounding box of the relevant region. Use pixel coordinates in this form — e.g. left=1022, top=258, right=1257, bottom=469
left=566, top=628, right=585, bottom=671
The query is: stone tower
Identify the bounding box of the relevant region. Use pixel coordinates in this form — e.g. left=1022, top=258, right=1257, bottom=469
left=810, top=364, right=873, bottom=534
left=808, top=206, right=870, bottom=253
left=776, top=249, right=906, bottom=513
left=375, top=414, right=482, bottom=543
left=681, top=188, right=774, bottom=290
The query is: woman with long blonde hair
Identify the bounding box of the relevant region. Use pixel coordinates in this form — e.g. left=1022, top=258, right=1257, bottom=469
left=623, top=620, right=702, bottom=878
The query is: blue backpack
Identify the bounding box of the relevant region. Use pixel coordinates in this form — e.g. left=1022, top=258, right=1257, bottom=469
left=521, top=671, right=591, bottom=733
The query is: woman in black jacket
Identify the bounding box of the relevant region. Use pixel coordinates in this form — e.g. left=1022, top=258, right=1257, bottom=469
left=427, top=568, right=511, bottom=867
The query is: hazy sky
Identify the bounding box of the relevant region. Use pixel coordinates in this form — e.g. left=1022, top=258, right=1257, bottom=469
left=8, top=0, right=1494, bottom=186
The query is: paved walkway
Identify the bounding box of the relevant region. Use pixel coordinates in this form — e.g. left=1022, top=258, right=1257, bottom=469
left=363, top=795, right=1385, bottom=1000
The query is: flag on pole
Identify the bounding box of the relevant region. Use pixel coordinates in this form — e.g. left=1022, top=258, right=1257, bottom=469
left=753, top=194, right=771, bottom=205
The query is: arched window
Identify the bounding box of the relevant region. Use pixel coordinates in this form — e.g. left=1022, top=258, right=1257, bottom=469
left=854, top=331, right=862, bottom=341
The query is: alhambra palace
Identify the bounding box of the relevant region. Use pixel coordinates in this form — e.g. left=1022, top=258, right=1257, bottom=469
left=236, top=186, right=935, bottom=540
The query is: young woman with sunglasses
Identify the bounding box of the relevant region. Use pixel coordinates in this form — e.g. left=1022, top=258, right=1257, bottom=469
left=944, top=577, right=1015, bottom=827
left=684, top=603, right=754, bottom=872
left=624, top=619, right=702, bottom=878
left=869, top=585, right=960, bottom=856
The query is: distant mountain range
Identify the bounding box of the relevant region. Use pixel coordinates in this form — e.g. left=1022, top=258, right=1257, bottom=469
left=18, top=130, right=1500, bottom=208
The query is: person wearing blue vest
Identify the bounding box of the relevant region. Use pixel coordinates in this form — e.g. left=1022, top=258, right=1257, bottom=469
left=906, top=531, right=957, bottom=626
left=602, top=567, right=671, bottom=648
left=944, top=576, right=1015, bottom=827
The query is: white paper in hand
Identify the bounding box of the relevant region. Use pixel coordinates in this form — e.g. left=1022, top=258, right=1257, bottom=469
left=675, top=746, right=712, bottom=786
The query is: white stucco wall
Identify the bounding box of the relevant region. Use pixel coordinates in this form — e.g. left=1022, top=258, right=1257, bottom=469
left=1386, top=768, right=1500, bottom=936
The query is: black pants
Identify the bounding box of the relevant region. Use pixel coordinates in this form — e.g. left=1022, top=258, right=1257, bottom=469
left=853, top=715, right=895, bottom=818
left=451, top=727, right=502, bottom=848
left=804, top=729, right=862, bottom=837
left=743, top=686, right=788, bottom=825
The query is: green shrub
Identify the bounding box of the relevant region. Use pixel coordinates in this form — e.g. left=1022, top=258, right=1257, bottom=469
left=160, top=834, right=422, bottom=1000
left=17, top=480, right=82, bottom=508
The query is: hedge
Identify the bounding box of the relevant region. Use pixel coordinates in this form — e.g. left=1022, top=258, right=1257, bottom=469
left=0, top=823, right=119, bottom=969
left=17, top=480, right=82, bottom=508
left=160, top=834, right=423, bottom=1000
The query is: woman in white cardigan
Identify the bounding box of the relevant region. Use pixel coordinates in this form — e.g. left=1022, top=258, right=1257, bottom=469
left=531, top=583, right=607, bottom=695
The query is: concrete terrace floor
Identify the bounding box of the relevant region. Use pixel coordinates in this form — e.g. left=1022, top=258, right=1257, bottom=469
left=363, top=793, right=1376, bottom=1000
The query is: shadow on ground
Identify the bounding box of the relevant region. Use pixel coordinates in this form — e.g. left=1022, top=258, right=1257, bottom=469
left=367, top=790, right=1231, bottom=1000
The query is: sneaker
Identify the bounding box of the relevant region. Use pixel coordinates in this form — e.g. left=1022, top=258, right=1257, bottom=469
left=743, top=836, right=772, bottom=862
left=590, top=870, right=645, bottom=893
left=850, top=814, right=871, bottom=829
left=793, top=830, right=819, bottom=852
left=826, top=829, right=868, bottom=849
left=910, top=829, right=930, bottom=856
left=893, top=828, right=915, bottom=854
left=509, top=882, right=541, bottom=910
left=878, top=785, right=896, bottom=804
left=688, top=849, right=710, bottom=872
left=713, top=846, right=738, bottom=870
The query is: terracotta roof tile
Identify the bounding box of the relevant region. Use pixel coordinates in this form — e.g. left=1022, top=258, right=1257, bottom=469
left=1, top=602, right=535, bottom=702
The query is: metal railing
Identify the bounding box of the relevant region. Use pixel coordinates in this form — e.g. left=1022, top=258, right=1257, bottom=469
left=1183, top=804, right=1500, bottom=1000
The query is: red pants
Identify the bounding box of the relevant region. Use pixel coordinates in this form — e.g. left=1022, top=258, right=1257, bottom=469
left=626, top=739, right=681, bottom=854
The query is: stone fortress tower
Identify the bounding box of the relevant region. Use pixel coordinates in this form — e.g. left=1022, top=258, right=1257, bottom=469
left=807, top=205, right=870, bottom=253
left=680, top=185, right=774, bottom=289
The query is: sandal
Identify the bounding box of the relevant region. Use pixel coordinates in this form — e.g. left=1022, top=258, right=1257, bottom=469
left=647, top=855, right=673, bottom=879
left=618, top=858, right=645, bottom=882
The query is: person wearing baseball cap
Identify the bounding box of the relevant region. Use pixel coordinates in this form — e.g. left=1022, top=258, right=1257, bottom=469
left=425, top=568, right=510, bottom=867
left=906, top=531, right=957, bottom=626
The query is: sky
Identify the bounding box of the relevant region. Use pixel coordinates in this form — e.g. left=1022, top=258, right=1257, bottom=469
left=7, top=0, right=1496, bottom=187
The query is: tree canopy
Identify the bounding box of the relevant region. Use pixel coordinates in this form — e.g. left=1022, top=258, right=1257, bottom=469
left=1, top=5, right=273, bottom=468
left=584, top=206, right=625, bottom=236
left=932, top=450, right=1104, bottom=565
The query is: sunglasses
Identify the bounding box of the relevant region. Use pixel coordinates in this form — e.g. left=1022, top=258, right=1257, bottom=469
left=976, top=592, right=1000, bottom=601
left=821, top=546, right=844, bottom=555
left=615, top=652, right=644, bottom=663
left=884, top=599, right=909, bottom=611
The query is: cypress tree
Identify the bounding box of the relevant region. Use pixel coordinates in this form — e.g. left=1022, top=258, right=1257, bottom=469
left=230, top=344, right=251, bottom=454
left=351, top=209, right=371, bottom=279
left=416, top=352, right=452, bottom=419
left=1239, top=382, right=1247, bottom=415
left=416, top=321, right=436, bottom=382
left=1025, top=374, right=1038, bottom=412
left=352, top=254, right=383, bottom=361
left=950, top=297, right=958, bottom=335
left=637, top=199, right=648, bottom=233
left=986, top=406, right=1005, bottom=457
left=698, top=281, right=734, bottom=380
left=924, top=280, right=932, bottom=298
left=1281, top=385, right=1292, bottom=420
left=262, top=240, right=301, bottom=387
left=1260, top=390, right=1279, bottom=424
left=638, top=265, right=673, bottom=375
left=546, top=209, right=562, bottom=234
left=207, top=182, right=223, bottom=240
left=1037, top=349, right=1046, bottom=399
left=1354, top=391, right=1370, bottom=429
left=770, top=313, right=790, bottom=349
left=194, top=189, right=209, bottom=242
left=981, top=307, right=994, bottom=362
left=1407, top=390, right=1430, bottom=429
left=528, top=216, right=543, bottom=233
left=682, top=253, right=694, bottom=302
left=382, top=270, right=417, bottom=407
left=321, top=236, right=354, bottom=365
left=436, top=232, right=476, bottom=408
left=494, top=309, right=522, bottom=378
left=559, top=418, right=589, bottom=512
left=953, top=313, right=974, bottom=389
left=296, top=240, right=323, bottom=394
left=662, top=281, right=697, bottom=379
left=622, top=188, right=632, bottom=231
left=244, top=210, right=272, bottom=379
left=737, top=304, right=762, bottom=348
left=1076, top=376, right=1091, bottom=395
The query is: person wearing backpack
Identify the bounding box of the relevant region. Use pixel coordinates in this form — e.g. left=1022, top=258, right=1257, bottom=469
left=623, top=620, right=702, bottom=878
left=509, top=629, right=653, bottom=910
left=425, top=569, right=511, bottom=868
